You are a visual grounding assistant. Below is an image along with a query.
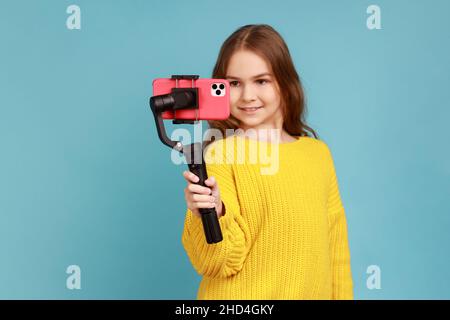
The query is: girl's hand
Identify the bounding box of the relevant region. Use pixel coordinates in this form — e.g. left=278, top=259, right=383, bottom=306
left=183, top=171, right=223, bottom=219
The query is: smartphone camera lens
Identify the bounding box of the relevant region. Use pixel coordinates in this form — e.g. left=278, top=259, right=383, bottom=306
left=211, top=83, right=225, bottom=96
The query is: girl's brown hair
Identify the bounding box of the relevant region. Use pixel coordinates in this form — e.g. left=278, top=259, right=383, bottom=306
left=206, top=24, right=319, bottom=147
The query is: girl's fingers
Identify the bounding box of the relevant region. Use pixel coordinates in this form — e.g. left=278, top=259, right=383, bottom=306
left=183, top=170, right=199, bottom=183
left=194, top=202, right=216, bottom=209
left=191, top=193, right=215, bottom=203
left=187, top=183, right=212, bottom=195
left=183, top=172, right=217, bottom=192
left=183, top=171, right=218, bottom=214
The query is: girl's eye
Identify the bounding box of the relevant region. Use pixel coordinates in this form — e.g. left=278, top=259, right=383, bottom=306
left=257, top=79, right=269, bottom=85
left=229, top=81, right=240, bottom=87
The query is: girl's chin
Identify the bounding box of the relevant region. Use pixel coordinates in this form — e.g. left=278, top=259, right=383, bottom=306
left=237, top=118, right=263, bottom=128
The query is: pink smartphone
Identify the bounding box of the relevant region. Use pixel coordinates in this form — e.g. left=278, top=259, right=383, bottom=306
left=152, top=78, right=230, bottom=120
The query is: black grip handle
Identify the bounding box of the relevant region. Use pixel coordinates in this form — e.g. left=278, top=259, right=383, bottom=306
left=187, top=161, right=223, bottom=244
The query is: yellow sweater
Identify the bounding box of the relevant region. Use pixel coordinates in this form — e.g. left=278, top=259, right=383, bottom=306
left=182, top=134, right=353, bottom=300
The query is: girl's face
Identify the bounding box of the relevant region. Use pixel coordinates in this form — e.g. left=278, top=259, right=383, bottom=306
left=225, top=50, right=283, bottom=133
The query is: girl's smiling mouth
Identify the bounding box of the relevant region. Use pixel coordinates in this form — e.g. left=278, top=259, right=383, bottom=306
left=238, top=106, right=263, bottom=113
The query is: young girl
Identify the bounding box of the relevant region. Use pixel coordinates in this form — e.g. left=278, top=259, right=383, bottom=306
left=181, top=24, right=353, bottom=300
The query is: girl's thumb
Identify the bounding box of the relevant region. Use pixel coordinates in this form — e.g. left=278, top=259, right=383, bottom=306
left=205, top=177, right=220, bottom=204
left=205, top=176, right=216, bottom=188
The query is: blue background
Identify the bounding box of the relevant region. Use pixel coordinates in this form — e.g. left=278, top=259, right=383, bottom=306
left=0, top=0, right=449, bottom=299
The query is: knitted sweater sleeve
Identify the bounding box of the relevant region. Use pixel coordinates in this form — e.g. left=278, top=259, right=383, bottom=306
left=181, top=140, right=251, bottom=279
left=323, top=142, right=354, bottom=300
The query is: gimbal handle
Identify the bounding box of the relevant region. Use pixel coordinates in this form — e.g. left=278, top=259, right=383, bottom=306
left=184, top=143, right=223, bottom=244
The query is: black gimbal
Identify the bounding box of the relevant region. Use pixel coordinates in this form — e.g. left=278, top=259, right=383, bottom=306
left=149, top=75, right=223, bottom=244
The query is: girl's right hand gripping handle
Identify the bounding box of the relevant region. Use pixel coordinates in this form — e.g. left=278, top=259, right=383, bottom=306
left=187, top=162, right=223, bottom=244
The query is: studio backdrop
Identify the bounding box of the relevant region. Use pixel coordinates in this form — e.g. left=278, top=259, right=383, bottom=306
left=0, top=0, right=449, bottom=299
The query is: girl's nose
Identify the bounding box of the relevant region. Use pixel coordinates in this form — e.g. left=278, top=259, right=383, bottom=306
left=241, top=84, right=257, bottom=102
